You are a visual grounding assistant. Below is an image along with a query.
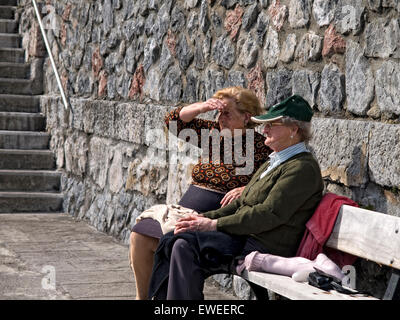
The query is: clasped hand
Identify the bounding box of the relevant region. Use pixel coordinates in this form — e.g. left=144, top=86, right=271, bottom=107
left=174, top=213, right=217, bottom=235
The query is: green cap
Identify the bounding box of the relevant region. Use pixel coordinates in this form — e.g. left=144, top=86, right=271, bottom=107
left=251, top=95, right=313, bottom=123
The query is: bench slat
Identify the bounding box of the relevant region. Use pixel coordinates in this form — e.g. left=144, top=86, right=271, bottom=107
left=240, top=271, right=377, bottom=300
left=326, top=205, right=400, bottom=269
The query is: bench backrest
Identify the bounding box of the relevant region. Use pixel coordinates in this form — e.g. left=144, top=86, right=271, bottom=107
left=326, top=205, right=400, bottom=270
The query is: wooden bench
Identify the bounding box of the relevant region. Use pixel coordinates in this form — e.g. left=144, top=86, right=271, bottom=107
left=240, top=205, right=400, bottom=300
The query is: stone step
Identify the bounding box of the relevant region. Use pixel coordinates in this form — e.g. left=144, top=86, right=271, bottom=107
left=0, top=191, right=64, bottom=213
left=0, top=94, right=40, bottom=112
left=0, top=47, right=24, bottom=63
left=0, top=0, right=18, bottom=6
left=0, top=149, right=55, bottom=170
left=0, top=169, right=61, bottom=192
left=0, top=112, right=45, bottom=131
left=0, top=62, right=30, bottom=79
left=0, top=130, right=49, bottom=149
left=0, top=33, right=21, bottom=47
left=0, top=78, right=43, bottom=95
left=0, top=6, right=15, bottom=20
left=0, top=19, right=17, bottom=33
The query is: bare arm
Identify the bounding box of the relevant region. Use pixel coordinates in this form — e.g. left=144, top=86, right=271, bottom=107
left=179, top=98, right=226, bottom=122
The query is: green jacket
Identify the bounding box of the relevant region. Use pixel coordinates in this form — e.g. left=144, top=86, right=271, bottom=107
left=203, top=152, right=324, bottom=257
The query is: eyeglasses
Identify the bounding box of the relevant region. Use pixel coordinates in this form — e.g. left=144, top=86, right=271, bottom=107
left=262, top=122, right=284, bottom=129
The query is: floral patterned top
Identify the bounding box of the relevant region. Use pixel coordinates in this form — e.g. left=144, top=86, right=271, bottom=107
left=165, top=106, right=271, bottom=193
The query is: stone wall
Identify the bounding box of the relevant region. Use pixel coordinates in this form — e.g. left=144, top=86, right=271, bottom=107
left=17, top=0, right=400, bottom=299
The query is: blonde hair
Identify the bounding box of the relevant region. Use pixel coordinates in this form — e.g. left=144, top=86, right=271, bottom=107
left=212, top=87, right=263, bottom=128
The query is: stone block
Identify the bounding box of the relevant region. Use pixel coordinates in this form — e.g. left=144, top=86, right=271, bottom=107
left=292, top=69, right=320, bottom=108
left=49, top=128, right=65, bottom=170
left=114, top=103, right=145, bottom=144
left=313, top=0, right=337, bottom=27
left=171, top=6, right=186, bottom=33
left=88, top=137, right=113, bottom=190
left=263, top=26, right=279, bottom=69
left=145, top=13, right=156, bottom=37
left=129, top=64, right=145, bottom=100
left=369, top=123, right=400, bottom=188
left=322, top=24, right=346, bottom=57
left=268, top=0, right=288, bottom=31
left=98, top=70, right=108, bottom=97
left=255, top=11, right=269, bottom=44
left=212, top=35, right=236, bottom=69
left=345, top=40, right=374, bottom=116
left=265, top=68, right=292, bottom=109
left=160, top=65, right=183, bottom=103
left=294, top=31, right=323, bottom=66
left=210, top=11, right=224, bottom=37
left=166, top=30, right=177, bottom=57
left=64, top=131, right=88, bottom=178
left=159, top=37, right=173, bottom=68
left=183, top=68, right=200, bottom=103
left=108, top=145, right=125, bottom=194
left=199, top=0, right=210, bottom=33
left=288, top=0, right=312, bottom=29
left=221, top=0, right=240, bottom=9
left=74, top=70, right=94, bottom=98
left=367, top=0, right=382, bottom=11
left=126, top=156, right=169, bottom=197
left=246, top=63, right=266, bottom=109
left=102, top=0, right=114, bottom=36
left=176, top=34, right=194, bottom=70
left=93, top=100, right=115, bottom=138
left=364, top=18, right=400, bottom=59
left=259, top=0, right=269, bottom=9
left=242, top=2, right=259, bottom=31
left=382, top=0, right=400, bottom=10
left=152, top=2, right=170, bottom=42
left=317, top=63, right=345, bottom=113
left=238, top=34, right=258, bottom=69
left=224, top=5, right=244, bottom=41
left=68, top=98, right=85, bottom=131
left=143, top=38, right=160, bottom=72
left=143, top=67, right=162, bottom=101
left=227, top=70, right=247, bottom=88
left=144, top=104, right=171, bottom=149
left=124, top=43, right=137, bottom=74
left=187, top=12, right=199, bottom=37
left=201, top=66, right=226, bottom=100
left=310, top=118, right=372, bottom=187
left=185, top=0, right=200, bottom=9
left=279, top=33, right=296, bottom=63
left=375, top=60, right=400, bottom=116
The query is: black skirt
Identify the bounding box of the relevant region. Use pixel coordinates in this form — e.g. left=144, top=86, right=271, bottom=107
left=131, top=185, right=225, bottom=239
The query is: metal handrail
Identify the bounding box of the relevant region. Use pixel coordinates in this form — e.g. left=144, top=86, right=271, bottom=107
left=31, top=0, right=69, bottom=111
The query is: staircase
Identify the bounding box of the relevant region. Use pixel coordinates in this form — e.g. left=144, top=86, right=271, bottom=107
left=0, top=0, right=63, bottom=213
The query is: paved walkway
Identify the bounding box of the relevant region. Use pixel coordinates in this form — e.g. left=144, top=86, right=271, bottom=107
left=0, top=213, right=238, bottom=300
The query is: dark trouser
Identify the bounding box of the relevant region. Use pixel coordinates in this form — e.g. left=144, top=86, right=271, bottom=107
left=166, top=236, right=268, bottom=300
left=167, top=238, right=205, bottom=300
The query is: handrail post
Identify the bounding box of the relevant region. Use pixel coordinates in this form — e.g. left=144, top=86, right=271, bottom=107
left=31, top=0, right=69, bottom=111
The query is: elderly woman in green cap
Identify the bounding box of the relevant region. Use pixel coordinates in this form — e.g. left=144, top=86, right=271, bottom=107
left=148, top=95, right=324, bottom=300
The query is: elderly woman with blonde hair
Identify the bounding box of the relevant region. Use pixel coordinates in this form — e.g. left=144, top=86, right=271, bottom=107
left=129, top=87, right=272, bottom=299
